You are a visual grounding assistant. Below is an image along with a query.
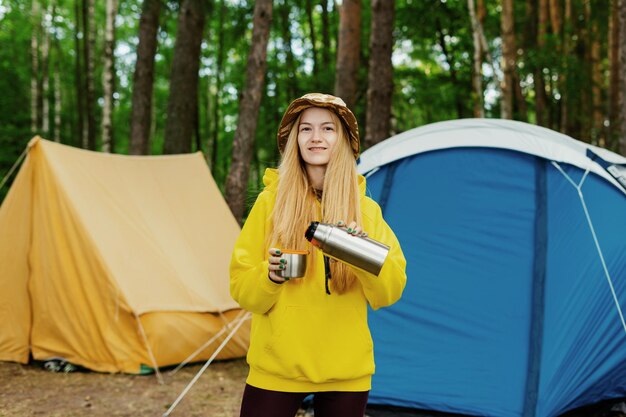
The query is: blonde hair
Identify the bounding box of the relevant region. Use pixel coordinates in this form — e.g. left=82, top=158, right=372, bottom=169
left=270, top=110, right=361, bottom=293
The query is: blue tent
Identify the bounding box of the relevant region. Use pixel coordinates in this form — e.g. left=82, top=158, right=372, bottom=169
left=358, top=119, right=626, bottom=417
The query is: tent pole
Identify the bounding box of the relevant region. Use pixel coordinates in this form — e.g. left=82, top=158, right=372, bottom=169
left=162, top=311, right=251, bottom=417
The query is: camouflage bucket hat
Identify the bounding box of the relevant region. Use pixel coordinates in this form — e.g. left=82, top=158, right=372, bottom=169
left=277, top=93, right=360, bottom=159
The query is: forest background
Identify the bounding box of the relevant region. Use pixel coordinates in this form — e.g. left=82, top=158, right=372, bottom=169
left=1, top=0, right=625, bottom=223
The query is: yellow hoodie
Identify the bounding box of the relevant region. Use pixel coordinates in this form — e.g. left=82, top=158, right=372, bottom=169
left=230, top=169, right=407, bottom=392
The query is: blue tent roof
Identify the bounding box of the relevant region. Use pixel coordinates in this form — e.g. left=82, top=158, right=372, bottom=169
left=358, top=119, right=626, bottom=417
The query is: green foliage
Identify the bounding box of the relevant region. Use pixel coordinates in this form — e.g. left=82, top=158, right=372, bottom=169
left=0, top=0, right=620, bottom=206
left=0, top=1, right=33, bottom=200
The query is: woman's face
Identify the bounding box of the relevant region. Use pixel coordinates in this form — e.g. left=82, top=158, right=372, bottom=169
left=297, top=107, right=338, bottom=169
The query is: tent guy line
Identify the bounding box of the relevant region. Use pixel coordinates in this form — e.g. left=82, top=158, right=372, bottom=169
left=168, top=309, right=250, bottom=377
left=163, top=312, right=251, bottom=417
left=0, top=143, right=28, bottom=192
left=552, top=161, right=626, bottom=335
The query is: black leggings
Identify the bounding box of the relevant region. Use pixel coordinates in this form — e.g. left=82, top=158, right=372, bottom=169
left=239, top=384, right=369, bottom=417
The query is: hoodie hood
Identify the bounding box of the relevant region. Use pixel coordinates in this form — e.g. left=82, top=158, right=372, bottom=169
left=262, top=168, right=366, bottom=196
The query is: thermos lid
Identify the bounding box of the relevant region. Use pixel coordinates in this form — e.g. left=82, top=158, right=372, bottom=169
left=304, top=221, right=319, bottom=242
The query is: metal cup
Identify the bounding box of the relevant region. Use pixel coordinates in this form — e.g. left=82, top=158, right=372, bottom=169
left=277, top=249, right=309, bottom=278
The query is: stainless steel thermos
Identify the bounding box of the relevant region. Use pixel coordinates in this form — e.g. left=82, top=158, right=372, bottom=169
left=304, top=221, right=390, bottom=276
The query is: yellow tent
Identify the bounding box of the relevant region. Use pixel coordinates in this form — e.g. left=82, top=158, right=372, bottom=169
left=0, top=137, right=249, bottom=373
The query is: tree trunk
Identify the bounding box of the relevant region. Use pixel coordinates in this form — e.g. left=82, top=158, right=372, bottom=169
left=578, top=0, right=593, bottom=142
left=501, top=0, right=515, bottom=119
left=320, top=0, right=330, bottom=68
left=31, top=0, right=40, bottom=134
left=224, top=0, right=273, bottom=223
left=280, top=1, right=297, bottom=100
left=163, top=0, right=208, bottom=154
left=621, top=0, right=626, bottom=154
left=129, top=0, right=161, bottom=155
left=74, top=0, right=85, bottom=147
left=477, top=0, right=486, bottom=22
left=102, top=0, right=118, bottom=153
left=364, top=0, right=394, bottom=149
left=590, top=8, right=603, bottom=145
left=41, top=5, right=50, bottom=136
left=560, top=0, right=571, bottom=134
left=305, top=0, right=319, bottom=83
left=513, top=73, right=528, bottom=121
left=535, top=0, right=549, bottom=127
left=609, top=0, right=621, bottom=150
left=435, top=13, right=464, bottom=119
left=334, top=0, right=361, bottom=108
left=82, top=0, right=97, bottom=150
left=211, top=0, right=226, bottom=173
left=468, top=0, right=484, bottom=117
left=319, top=0, right=333, bottom=92
left=54, top=51, right=62, bottom=143
left=549, top=0, right=562, bottom=35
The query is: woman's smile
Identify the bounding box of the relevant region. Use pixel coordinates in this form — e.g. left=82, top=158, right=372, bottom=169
left=298, top=107, right=338, bottom=168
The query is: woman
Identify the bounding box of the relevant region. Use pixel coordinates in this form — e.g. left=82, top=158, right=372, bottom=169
left=230, top=93, right=407, bottom=417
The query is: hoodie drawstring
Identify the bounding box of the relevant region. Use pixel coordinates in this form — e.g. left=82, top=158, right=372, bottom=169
left=324, top=255, right=332, bottom=295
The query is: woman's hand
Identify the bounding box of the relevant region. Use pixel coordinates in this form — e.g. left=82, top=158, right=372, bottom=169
left=268, top=248, right=288, bottom=284
left=337, top=220, right=368, bottom=237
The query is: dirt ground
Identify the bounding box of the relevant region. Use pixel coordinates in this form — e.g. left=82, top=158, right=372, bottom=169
left=0, top=358, right=406, bottom=417
left=2, top=359, right=624, bottom=417
left=0, top=358, right=249, bottom=417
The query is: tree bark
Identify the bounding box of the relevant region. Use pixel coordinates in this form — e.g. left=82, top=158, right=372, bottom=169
left=590, top=7, right=603, bottom=145
left=163, top=0, right=208, bottom=154
left=31, top=0, right=40, bottom=134
left=364, top=0, right=394, bottom=149
left=435, top=14, right=464, bottom=119
left=130, top=0, right=161, bottom=155
left=41, top=5, right=50, bottom=136
left=224, top=0, right=273, bottom=223
left=82, top=0, right=97, bottom=149
left=501, top=0, right=515, bottom=119
left=549, top=0, right=561, bottom=35
left=609, top=0, right=621, bottom=150
left=560, top=0, right=571, bottom=134
left=334, top=0, right=360, bottom=108
left=320, top=0, right=330, bottom=68
left=468, top=0, right=484, bottom=117
left=74, top=0, right=85, bottom=147
left=619, top=0, right=626, bottom=154
left=102, top=0, right=118, bottom=153
left=211, top=0, right=226, bottom=173
left=535, top=0, right=549, bottom=127
left=305, top=0, right=319, bottom=83
left=54, top=50, right=62, bottom=143
left=280, top=1, right=297, bottom=100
